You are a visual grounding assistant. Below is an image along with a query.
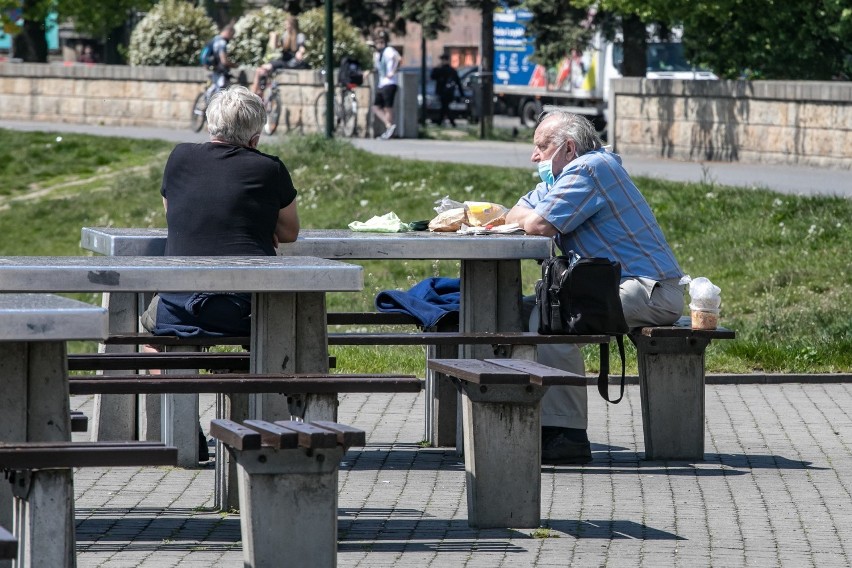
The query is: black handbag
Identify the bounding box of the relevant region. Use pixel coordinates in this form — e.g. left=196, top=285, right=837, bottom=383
left=535, top=252, right=629, bottom=403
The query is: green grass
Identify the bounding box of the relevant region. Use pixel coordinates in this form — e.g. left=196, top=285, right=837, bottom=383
left=1, top=128, right=850, bottom=375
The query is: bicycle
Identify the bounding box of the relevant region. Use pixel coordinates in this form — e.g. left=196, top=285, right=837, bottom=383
left=257, top=70, right=297, bottom=136
left=189, top=71, right=234, bottom=132
left=314, top=70, right=359, bottom=137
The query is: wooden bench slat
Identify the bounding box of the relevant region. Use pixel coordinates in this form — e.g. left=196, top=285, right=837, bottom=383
left=68, top=352, right=251, bottom=371
left=327, top=312, right=421, bottom=326
left=243, top=420, right=299, bottom=449
left=210, top=419, right=262, bottom=451
left=104, top=333, right=250, bottom=346
left=635, top=316, right=736, bottom=339
left=483, top=359, right=587, bottom=387
left=329, top=331, right=610, bottom=346
left=311, top=421, right=366, bottom=448
left=0, top=443, right=176, bottom=469
left=0, top=525, right=17, bottom=560
left=274, top=421, right=338, bottom=449
left=68, top=374, right=422, bottom=395
left=426, top=359, right=529, bottom=385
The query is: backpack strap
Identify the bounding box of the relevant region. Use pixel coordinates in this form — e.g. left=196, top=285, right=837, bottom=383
left=597, top=335, right=626, bottom=404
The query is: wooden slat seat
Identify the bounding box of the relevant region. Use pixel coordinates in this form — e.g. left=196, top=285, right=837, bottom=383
left=67, top=373, right=422, bottom=395
left=68, top=351, right=252, bottom=371
left=0, top=442, right=177, bottom=469
left=211, top=419, right=366, bottom=451
left=425, top=357, right=586, bottom=529
left=209, top=419, right=365, bottom=567
left=427, top=358, right=587, bottom=386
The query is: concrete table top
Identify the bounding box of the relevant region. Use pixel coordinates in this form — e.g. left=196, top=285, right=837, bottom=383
left=80, top=228, right=554, bottom=260
left=0, top=255, right=363, bottom=293
left=0, top=293, right=108, bottom=341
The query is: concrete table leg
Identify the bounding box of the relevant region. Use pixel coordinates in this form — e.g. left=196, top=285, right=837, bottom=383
left=11, top=469, right=75, bottom=568
left=161, top=345, right=201, bottom=468
left=448, top=259, right=524, bottom=453
left=216, top=291, right=331, bottom=512
left=0, top=342, right=71, bottom=531
left=93, top=292, right=138, bottom=441
left=631, top=335, right=712, bottom=461
left=459, top=382, right=545, bottom=528
left=234, top=446, right=344, bottom=568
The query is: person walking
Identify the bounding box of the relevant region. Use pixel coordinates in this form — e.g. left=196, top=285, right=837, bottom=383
left=430, top=53, right=464, bottom=127
left=371, top=29, right=401, bottom=139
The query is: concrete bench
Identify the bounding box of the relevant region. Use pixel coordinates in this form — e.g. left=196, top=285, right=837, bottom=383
left=210, top=419, right=365, bottom=568
left=0, top=441, right=177, bottom=567
left=629, top=316, right=736, bottom=460
left=426, top=358, right=586, bottom=529
left=0, top=293, right=108, bottom=533
left=67, top=371, right=420, bottom=512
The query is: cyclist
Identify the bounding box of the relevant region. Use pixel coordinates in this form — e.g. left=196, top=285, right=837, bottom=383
left=209, top=24, right=237, bottom=92
left=251, top=15, right=308, bottom=96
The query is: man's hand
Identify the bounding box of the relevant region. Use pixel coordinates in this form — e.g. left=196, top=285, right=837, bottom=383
left=506, top=205, right=557, bottom=237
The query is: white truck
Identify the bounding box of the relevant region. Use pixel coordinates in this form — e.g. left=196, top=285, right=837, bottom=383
left=493, top=7, right=717, bottom=130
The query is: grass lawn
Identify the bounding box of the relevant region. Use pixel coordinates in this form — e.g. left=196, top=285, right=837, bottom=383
left=0, top=128, right=849, bottom=376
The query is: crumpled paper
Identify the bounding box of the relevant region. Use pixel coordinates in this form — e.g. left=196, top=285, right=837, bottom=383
left=349, top=212, right=410, bottom=233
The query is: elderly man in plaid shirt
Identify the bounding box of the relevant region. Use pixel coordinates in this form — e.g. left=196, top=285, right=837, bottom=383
left=507, top=108, right=685, bottom=465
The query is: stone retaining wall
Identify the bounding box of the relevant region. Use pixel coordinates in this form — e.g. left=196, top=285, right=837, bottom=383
left=0, top=62, right=372, bottom=136
left=611, top=79, right=852, bottom=169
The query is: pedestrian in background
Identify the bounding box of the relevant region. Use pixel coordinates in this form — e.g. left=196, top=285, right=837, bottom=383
left=430, top=53, right=464, bottom=127
left=371, top=29, right=401, bottom=139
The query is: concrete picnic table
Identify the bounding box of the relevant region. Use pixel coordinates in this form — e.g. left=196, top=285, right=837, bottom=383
left=81, top=227, right=554, bottom=447
left=0, top=293, right=108, bottom=533
left=0, top=255, right=363, bottom=508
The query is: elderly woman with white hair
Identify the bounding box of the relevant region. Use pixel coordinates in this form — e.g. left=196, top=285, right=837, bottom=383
left=142, top=85, right=300, bottom=338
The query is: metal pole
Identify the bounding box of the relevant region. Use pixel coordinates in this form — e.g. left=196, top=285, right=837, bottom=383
left=324, top=0, right=334, bottom=138
left=479, top=0, right=494, bottom=140
left=420, top=31, right=427, bottom=127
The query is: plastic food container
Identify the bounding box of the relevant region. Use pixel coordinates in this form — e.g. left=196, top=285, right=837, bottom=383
left=691, top=308, right=719, bottom=330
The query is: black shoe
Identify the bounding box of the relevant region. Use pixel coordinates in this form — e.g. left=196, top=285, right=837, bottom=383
left=541, top=427, right=592, bottom=465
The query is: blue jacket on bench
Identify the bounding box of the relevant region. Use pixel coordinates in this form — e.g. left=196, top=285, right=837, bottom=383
left=375, top=277, right=460, bottom=329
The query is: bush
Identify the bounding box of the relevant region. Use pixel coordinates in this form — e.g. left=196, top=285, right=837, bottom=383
left=297, top=8, right=372, bottom=70
left=230, top=6, right=291, bottom=67
left=127, top=0, right=217, bottom=66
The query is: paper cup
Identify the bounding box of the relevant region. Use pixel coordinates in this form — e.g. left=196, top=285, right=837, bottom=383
left=691, top=308, right=719, bottom=330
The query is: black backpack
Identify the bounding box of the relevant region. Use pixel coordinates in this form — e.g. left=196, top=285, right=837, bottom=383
left=337, top=57, right=364, bottom=86
left=536, top=252, right=629, bottom=403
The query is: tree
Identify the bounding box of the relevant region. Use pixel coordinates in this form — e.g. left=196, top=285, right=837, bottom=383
left=297, top=7, right=372, bottom=69
left=1, top=0, right=155, bottom=62
left=229, top=5, right=290, bottom=67
left=675, top=0, right=852, bottom=80
left=126, top=0, right=216, bottom=66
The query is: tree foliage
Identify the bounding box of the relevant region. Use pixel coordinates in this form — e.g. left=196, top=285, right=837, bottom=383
left=400, top=0, right=450, bottom=41
left=230, top=5, right=290, bottom=67
left=126, top=0, right=216, bottom=66
left=675, top=0, right=852, bottom=80
left=522, top=0, right=596, bottom=70
left=297, top=7, right=372, bottom=69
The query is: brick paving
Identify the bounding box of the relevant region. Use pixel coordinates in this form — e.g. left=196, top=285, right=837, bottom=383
left=67, top=382, right=852, bottom=567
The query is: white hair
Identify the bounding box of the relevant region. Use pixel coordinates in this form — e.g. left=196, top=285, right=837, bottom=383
left=206, top=85, right=266, bottom=146
left=538, top=106, right=602, bottom=157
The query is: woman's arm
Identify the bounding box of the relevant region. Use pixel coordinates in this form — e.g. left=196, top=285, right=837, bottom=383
left=274, top=200, right=300, bottom=245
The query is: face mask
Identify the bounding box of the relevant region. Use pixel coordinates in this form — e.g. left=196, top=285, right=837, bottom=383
left=537, top=160, right=555, bottom=186
left=536, top=142, right=565, bottom=186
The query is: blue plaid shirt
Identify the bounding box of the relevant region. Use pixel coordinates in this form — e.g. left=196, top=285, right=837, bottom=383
left=517, top=149, right=682, bottom=281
